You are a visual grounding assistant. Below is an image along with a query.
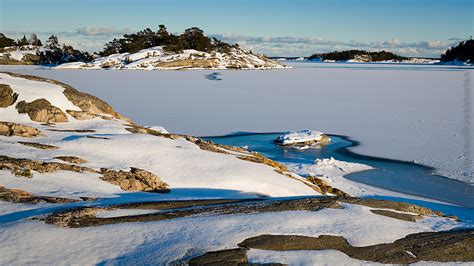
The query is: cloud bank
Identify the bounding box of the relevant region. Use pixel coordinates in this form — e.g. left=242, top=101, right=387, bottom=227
left=4, top=27, right=461, bottom=57
left=211, top=34, right=460, bottom=58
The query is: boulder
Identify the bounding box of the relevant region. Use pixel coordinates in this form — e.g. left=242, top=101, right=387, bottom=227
left=16, top=98, right=68, bottom=123
left=0, top=121, right=40, bottom=137
left=99, top=167, right=169, bottom=192
left=0, top=84, right=18, bottom=107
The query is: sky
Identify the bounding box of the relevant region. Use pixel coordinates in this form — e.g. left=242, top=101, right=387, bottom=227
left=0, top=0, right=472, bottom=57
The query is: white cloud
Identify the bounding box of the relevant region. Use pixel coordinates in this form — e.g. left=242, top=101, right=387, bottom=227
left=75, top=27, right=132, bottom=37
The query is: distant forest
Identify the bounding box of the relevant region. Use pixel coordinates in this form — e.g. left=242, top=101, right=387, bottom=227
left=308, top=50, right=407, bottom=62
left=440, top=39, right=474, bottom=62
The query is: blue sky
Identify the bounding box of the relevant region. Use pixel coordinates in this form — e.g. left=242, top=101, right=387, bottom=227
left=0, top=0, right=472, bottom=57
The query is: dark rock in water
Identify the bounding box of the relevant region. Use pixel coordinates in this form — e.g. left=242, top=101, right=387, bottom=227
left=99, top=167, right=170, bottom=192
left=0, top=121, right=40, bottom=137
left=188, top=248, right=248, bottom=265
left=16, top=98, right=68, bottom=123
left=238, top=229, right=474, bottom=263
left=0, top=84, right=18, bottom=107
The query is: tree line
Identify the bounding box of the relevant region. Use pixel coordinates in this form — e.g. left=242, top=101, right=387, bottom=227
left=440, top=39, right=473, bottom=63
left=308, top=50, right=407, bottom=62
left=99, top=25, right=238, bottom=56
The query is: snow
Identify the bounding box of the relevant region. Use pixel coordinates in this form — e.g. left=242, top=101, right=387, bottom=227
left=0, top=46, right=45, bottom=62
left=0, top=64, right=471, bottom=265
left=247, top=249, right=379, bottom=265
left=0, top=72, right=82, bottom=124
left=95, top=208, right=159, bottom=218
left=147, top=125, right=168, bottom=134
left=0, top=203, right=461, bottom=264
left=0, top=72, right=318, bottom=200
left=54, top=46, right=287, bottom=70
left=284, top=157, right=433, bottom=200
left=276, top=130, right=328, bottom=145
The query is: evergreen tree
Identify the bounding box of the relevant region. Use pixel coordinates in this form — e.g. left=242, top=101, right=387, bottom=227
left=45, top=35, right=60, bottom=50
left=441, top=40, right=474, bottom=62
left=0, top=33, right=16, bottom=48
left=28, top=34, right=42, bottom=46
left=17, top=35, right=28, bottom=46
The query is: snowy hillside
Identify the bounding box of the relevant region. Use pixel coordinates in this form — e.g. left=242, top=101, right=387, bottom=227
left=56, top=46, right=288, bottom=70
left=0, top=72, right=472, bottom=264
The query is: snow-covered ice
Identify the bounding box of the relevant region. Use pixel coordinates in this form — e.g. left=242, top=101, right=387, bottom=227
left=6, top=62, right=471, bottom=183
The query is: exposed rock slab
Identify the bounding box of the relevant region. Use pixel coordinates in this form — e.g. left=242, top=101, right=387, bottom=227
left=18, top=141, right=59, bottom=150
left=370, top=209, right=421, bottom=222
left=0, top=155, right=97, bottom=176
left=54, top=156, right=87, bottom=164
left=0, top=121, right=40, bottom=137
left=41, top=196, right=446, bottom=228
left=99, top=167, right=169, bottom=192
left=0, top=185, right=77, bottom=204
left=46, top=128, right=95, bottom=133
left=188, top=248, right=249, bottom=266
left=16, top=98, right=68, bottom=123
left=237, top=229, right=474, bottom=263
left=0, top=84, right=18, bottom=107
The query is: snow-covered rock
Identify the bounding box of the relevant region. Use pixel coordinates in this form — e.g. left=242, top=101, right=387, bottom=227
left=0, top=71, right=316, bottom=199
left=0, top=46, right=42, bottom=64
left=275, top=130, right=331, bottom=146
left=55, top=46, right=288, bottom=70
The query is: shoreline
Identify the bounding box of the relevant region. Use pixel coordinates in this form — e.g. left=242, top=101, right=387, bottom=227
left=203, top=131, right=474, bottom=208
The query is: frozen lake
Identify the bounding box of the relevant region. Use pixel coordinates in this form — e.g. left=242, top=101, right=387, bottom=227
left=1, top=62, right=473, bottom=184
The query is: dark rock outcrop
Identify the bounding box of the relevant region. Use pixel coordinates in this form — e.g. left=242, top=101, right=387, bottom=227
left=42, top=196, right=447, bottom=228
left=0, top=121, right=40, bottom=137
left=0, top=84, right=18, bottom=107
left=238, top=230, right=474, bottom=263
left=0, top=185, right=77, bottom=204
left=16, top=98, right=68, bottom=123
left=188, top=248, right=249, bottom=266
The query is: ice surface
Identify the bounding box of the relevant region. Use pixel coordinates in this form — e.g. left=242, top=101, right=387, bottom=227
left=5, top=62, right=473, bottom=183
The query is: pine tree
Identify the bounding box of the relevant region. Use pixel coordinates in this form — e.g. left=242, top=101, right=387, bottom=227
left=45, top=35, right=59, bottom=50
left=28, top=34, right=42, bottom=46
left=17, top=35, right=28, bottom=46
left=0, top=33, right=16, bottom=48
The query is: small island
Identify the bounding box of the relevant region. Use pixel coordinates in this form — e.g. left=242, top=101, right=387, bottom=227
left=0, top=26, right=286, bottom=70
left=275, top=130, right=331, bottom=148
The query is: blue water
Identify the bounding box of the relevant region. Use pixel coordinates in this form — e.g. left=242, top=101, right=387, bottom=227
left=204, top=132, right=474, bottom=209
